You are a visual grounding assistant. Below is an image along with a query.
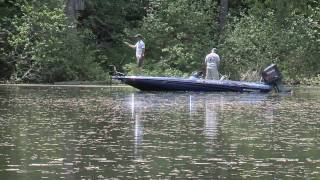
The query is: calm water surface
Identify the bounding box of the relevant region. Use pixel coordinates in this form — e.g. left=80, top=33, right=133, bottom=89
left=0, top=85, right=319, bottom=179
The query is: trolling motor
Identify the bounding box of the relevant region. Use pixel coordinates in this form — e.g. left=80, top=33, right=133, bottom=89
left=108, top=65, right=125, bottom=76
left=189, top=71, right=204, bottom=79
left=261, top=64, right=290, bottom=92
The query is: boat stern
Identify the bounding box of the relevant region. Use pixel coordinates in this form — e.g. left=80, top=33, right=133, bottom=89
left=262, top=64, right=291, bottom=92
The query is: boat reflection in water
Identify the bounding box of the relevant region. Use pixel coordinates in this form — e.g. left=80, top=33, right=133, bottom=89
left=127, top=92, right=273, bottom=159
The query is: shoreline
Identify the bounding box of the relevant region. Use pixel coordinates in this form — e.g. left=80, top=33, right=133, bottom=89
left=0, top=83, right=130, bottom=88
left=1, top=83, right=320, bottom=89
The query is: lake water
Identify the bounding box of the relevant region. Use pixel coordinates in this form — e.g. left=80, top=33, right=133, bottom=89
left=0, top=85, right=319, bottom=179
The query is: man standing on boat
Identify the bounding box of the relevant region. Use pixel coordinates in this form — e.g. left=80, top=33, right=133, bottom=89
left=124, top=34, right=145, bottom=67
left=205, top=48, right=220, bottom=80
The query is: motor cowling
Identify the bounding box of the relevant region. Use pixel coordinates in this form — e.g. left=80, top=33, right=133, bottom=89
left=262, top=64, right=282, bottom=84
left=262, top=64, right=290, bottom=92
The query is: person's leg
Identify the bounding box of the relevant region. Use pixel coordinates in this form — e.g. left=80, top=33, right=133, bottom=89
left=206, top=68, right=213, bottom=80
left=138, top=58, right=143, bottom=67
left=136, top=56, right=139, bottom=67
left=136, top=56, right=143, bottom=67
left=211, top=65, right=219, bottom=80
left=205, top=68, right=209, bottom=79
left=212, top=67, right=219, bottom=80
left=206, top=66, right=220, bottom=80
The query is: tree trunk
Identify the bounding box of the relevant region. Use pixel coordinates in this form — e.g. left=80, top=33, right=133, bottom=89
left=219, top=0, right=228, bottom=33
left=66, top=0, right=85, bottom=23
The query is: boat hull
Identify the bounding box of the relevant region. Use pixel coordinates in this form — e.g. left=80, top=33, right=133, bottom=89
left=113, top=76, right=273, bottom=93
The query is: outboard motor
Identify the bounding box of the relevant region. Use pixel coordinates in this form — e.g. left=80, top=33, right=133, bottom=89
left=262, top=64, right=290, bottom=92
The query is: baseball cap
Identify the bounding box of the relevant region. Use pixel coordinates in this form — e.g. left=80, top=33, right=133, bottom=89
left=134, top=34, right=143, bottom=38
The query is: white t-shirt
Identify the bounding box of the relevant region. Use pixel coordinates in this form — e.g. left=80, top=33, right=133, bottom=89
left=135, top=40, right=145, bottom=57
left=205, top=53, right=220, bottom=69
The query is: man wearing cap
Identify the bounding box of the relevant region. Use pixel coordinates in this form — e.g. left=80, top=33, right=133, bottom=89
left=124, top=34, right=145, bottom=67
left=205, top=48, right=220, bottom=80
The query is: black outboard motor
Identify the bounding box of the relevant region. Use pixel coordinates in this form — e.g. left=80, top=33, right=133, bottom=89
left=262, top=64, right=290, bottom=92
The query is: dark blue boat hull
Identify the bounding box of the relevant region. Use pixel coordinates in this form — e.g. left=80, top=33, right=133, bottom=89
left=113, top=76, right=273, bottom=93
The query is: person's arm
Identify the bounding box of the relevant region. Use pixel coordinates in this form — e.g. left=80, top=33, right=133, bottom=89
left=216, top=55, right=221, bottom=68
left=124, top=42, right=136, bottom=49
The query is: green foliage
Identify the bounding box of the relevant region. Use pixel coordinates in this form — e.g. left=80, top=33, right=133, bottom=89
left=0, top=0, right=319, bottom=85
left=0, top=0, right=18, bottom=80
left=3, top=0, right=105, bottom=82
left=123, top=63, right=187, bottom=77
left=124, top=0, right=219, bottom=75
left=0, top=0, right=18, bottom=19
left=299, top=74, right=320, bottom=86
left=220, top=8, right=320, bottom=80
left=80, top=0, right=148, bottom=69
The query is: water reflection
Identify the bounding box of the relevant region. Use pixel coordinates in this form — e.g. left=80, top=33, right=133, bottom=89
left=1, top=85, right=320, bottom=179
left=130, top=93, right=144, bottom=159
left=204, top=95, right=221, bottom=142
left=129, top=92, right=271, bottom=158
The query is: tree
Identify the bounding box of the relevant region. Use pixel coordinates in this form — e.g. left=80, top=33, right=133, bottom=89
left=219, top=0, right=228, bottom=33
left=0, top=0, right=19, bottom=80
left=77, top=0, right=149, bottom=70
left=3, top=0, right=104, bottom=82
left=124, top=0, right=219, bottom=76
left=220, top=8, right=320, bottom=80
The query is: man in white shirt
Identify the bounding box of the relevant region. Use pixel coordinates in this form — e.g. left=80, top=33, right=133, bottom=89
left=125, top=34, right=145, bottom=67
left=205, top=48, right=220, bottom=80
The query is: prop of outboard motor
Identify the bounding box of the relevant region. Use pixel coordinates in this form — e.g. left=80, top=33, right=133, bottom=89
left=262, top=64, right=290, bottom=92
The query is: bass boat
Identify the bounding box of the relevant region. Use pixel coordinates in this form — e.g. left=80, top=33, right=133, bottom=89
left=112, top=64, right=289, bottom=93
